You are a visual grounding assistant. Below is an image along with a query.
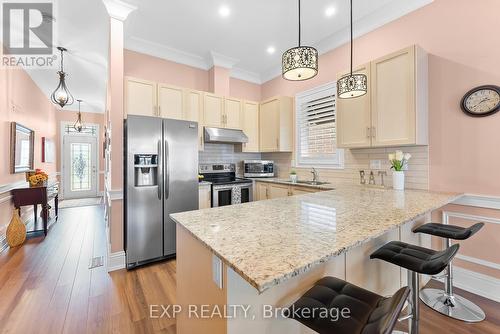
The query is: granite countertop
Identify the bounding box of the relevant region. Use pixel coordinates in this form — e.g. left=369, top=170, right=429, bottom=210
left=171, top=184, right=461, bottom=293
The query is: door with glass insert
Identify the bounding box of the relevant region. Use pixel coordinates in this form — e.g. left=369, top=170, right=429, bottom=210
left=63, top=135, right=98, bottom=199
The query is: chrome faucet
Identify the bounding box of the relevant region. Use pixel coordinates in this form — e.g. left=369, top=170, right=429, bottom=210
left=311, top=168, right=319, bottom=183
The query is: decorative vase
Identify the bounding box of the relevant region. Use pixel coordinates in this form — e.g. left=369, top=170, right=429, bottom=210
left=290, top=174, right=298, bottom=183
left=392, top=171, right=405, bottom=190
left=6, top=209, right=26, bottom=247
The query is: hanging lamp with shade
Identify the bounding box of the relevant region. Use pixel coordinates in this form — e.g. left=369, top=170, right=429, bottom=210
left=74, top=99, right=84, bottom=132
left=337, top=0, right=367, bottom=99
left=282, top=0, right=318, bottom=81
left=50, top=47, right=74, bottom=108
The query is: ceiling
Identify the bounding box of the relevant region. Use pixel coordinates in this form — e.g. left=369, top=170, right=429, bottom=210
left=124, top=0, right=433, bottom=83
left=4, top=0, right=433, bottom=114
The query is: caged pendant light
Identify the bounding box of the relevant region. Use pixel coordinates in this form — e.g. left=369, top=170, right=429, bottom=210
left=282, top=0, right=318, bottom=81
left=50, top=47, right=75, bottom=108
left=337, top=0, right=367, bottom=99
left=74, top=99, right=84, bottom=132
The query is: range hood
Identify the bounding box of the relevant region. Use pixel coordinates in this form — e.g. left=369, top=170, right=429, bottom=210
left=204, top=127, right=248, bottom=144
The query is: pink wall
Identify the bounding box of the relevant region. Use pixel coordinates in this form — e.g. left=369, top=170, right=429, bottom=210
left=0, top=65, right=58, bottom=235
left=261, top=0, right=500, bottom=196
left=124, top=50, right=262, bottom=101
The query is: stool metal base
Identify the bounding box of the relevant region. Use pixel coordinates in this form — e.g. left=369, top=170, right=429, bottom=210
left=420, top=288, right=485, bottom=323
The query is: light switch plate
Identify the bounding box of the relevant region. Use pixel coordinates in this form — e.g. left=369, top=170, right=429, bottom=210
left=370, top=160, right=382, bottom=170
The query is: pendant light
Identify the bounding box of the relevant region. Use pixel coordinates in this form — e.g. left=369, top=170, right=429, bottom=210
left=50, top=47, right=74, bottom=108
left=74, top=99, right=84, bottom=132
left=337, top=0, right=367, bottom=99
left=282, top=0, right=318, bottom=81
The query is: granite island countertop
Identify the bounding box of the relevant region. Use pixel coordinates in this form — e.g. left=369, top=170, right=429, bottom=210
left=170, top=184, right=462, bottom=293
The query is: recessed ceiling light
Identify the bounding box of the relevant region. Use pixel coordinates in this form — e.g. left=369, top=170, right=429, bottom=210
left=325, top=6, right=336, bottom=17
left=267, top=46, right=276, bottom=54
left=219, top=5, right=230, bottom=17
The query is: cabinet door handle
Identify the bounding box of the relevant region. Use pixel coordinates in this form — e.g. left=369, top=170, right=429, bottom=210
left=158, top=105, right=161, bottom=116
left=276, top=138, right=279, bottom=150
left=366, top=127, right=371, bottom=138
left=371, top=126, right=376, bottom=138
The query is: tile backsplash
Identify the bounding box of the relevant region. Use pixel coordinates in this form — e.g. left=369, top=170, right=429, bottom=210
left=262, top=146, right=429, bottom=190
left=199, top=144, right=261, bottom=175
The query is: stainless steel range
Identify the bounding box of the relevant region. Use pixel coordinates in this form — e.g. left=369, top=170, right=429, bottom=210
left=199, top=163, right=253, bottom=207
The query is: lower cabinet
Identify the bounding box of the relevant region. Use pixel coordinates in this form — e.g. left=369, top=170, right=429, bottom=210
left=198, top=184, right=211, bottom=209
left=255, top=182, right=323, bottom=201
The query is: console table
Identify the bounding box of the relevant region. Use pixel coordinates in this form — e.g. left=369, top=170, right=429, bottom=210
left=11, top=182, right=59, bottom=236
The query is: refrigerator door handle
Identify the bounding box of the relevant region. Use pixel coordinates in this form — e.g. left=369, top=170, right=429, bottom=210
left=157, top=140, right=162, bottom=200
left=164, top=139, right=170, bottom=200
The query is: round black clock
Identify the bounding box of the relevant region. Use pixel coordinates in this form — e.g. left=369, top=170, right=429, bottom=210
left=460, top=85, right=500, bottom=117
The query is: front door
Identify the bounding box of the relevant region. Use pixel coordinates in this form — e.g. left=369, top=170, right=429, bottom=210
left=63, top=135, right=98, bottom=199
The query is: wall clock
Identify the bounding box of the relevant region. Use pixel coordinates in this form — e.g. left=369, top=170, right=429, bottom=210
left=460, top=85, right=500, bottom=117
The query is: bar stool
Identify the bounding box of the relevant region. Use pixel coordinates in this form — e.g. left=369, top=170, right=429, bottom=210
left=286, top=276, right=410, bottom=334
left=413, top=222, right=485, bottom=322
left=370, top=241, right=460, bottom=334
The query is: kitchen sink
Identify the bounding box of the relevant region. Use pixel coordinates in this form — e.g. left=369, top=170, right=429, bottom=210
left=295, top=180, right=330, bottom=186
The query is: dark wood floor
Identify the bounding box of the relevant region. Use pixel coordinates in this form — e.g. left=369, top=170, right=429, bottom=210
left=0, top=205, right=498, bottom=333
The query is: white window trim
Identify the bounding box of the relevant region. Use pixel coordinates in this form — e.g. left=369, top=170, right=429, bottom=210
left=294, top=81, right=344, bottom=169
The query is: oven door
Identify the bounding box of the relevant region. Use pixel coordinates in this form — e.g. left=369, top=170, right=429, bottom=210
left=212, top=185, right=233, bottom=207
left=240, top=184, right=253, bottom=204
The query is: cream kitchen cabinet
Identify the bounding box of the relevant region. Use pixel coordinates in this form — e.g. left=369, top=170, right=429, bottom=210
left=125, top=77, right=157, bottom=117
left=259, top=96, right=293, bottom=152
left=198, top=183, right=211, bottom=209
left=241, top=101, right=259, bottom=152
left=203, top=93, right=225, bottom=128
left=255, top=182, right=269, bottom=201
left=336, top=45, right=428, bottom=148
left=224, top=97, right=243, bottom=130
left=291, top=186, right=317, bottom=196
left=158, top=84, right=184, bottom=120
left=184, top=89, right=204, bottom=150
left=255, top=181, right=322, bottom=201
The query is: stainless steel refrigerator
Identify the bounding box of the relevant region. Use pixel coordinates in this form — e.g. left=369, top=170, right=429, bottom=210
left=124, top=115, right=198, bottom=268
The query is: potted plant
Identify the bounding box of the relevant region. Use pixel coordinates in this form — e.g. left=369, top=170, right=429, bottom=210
left=388, top=151, right=411, bottom=190
left=289, top=169, right=298, bottom=183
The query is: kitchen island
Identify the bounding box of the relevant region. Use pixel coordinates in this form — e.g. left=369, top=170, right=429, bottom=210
left=171, top=185, right=461, bottom=334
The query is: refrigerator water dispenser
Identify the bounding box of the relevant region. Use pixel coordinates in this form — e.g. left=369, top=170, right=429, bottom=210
left=134, top=154, right=158, bottom=187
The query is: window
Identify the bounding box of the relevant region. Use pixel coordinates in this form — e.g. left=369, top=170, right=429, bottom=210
left=295, top=82, right=344, bottom=168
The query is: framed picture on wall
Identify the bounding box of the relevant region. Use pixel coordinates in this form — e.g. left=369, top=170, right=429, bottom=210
left=42, top=137, right=55, bottom=163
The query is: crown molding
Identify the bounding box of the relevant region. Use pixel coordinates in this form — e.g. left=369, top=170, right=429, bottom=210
left=102, top=0, right=137, bottom=21
left=230, top=67, right=262, bottom=85
left=125, top=36, right=211, bottom=70
left=260, top=0, right=434, bottom=83
left=209, top=51, right=239, bottom=69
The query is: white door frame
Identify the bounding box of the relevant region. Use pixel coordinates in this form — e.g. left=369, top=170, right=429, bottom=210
left=60, top=121, right=100, bottom=200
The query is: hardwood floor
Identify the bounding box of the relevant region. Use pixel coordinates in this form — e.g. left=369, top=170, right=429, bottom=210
left=0, top=204, right=498, bottom=334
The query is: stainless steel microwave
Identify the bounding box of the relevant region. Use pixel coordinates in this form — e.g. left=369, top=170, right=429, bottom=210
left=243, top=160, right=274, bottom=178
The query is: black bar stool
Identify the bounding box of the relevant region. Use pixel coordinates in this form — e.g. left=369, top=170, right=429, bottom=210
left=413, top=222, right=485, bottom=322
left=370, top=241, right=460, bottom=334
left=286, top=276, right=410, bottom=334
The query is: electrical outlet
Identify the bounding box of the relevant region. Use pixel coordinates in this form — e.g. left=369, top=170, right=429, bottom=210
left=370, top=160, right=381, bottom=170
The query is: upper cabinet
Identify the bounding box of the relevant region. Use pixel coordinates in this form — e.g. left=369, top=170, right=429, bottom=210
left=203, top=93, right=224, bottom=128
left=241, top=101, right=259, bottom=152
left=224, top=97, right=243, bottom=130
left=125, top=77, right=157, bottom=117
left=336, top=45, right=428, bottom=148
left=158, top=84, right=184, bottom=120
left=259, top=96, right=293, bottom=152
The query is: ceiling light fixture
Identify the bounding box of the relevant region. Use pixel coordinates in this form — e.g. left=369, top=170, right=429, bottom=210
left=218, top=5, right=230, bottom=17
left=337, top=0, right=367, bottom=99
left=282, top=0, right=318, bottom=81
left=74, top=99, right=84, bottom=132
left=267, top=46, right=276, bottom=54
left=50, top=47, right=74, bottom=108
left=325, top=6, right=336, bottom=17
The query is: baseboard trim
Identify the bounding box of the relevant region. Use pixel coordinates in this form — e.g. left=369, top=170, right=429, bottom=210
left=437, top=266, right=500, bottom=303
left=108, top=250, right=126, bottom=272
left=452, top=194, right=500, bottom=210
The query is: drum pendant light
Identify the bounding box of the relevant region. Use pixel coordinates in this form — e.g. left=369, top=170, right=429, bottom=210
left=337, top=0, right=367, bottom=99
left=74, top=99, right=84, bottom=132
left=50, top=47, right=75, bottom=108
left=282, top=0, right=318, bottom=81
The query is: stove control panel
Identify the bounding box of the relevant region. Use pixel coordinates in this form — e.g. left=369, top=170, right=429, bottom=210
left=199, top=163, right=235, bottom=173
